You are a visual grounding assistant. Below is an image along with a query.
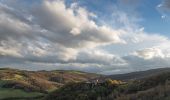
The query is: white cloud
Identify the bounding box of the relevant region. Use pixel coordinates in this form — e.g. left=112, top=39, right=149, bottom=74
left=76, top=49, right=127, bottom=65
left=0, top=47, right=22, bottom=57
left=0, top=0, right=170, bottom=75
left=0, top=0, right=124, bottom=61
left=32, top=0, right=124, bottom=48
left=133, top=48, right=165, bottom=59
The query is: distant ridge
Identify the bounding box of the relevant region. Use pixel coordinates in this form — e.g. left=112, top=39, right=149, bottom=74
left=107, top=68, right=170, bottom=81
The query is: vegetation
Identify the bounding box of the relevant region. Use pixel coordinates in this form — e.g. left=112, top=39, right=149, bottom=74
left=0, top=68, right=99, bottom=100
left=1, top=68, right=170, bottom=100
left=0, top=88, right=43, bottom=100
left=46, top=72, right=170, bottom=100
left=45, top=79, right=123, bottom=100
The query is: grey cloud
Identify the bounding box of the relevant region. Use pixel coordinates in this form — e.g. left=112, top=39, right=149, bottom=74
left=32, top=0, right=123, bottom=48
left=0, top=0, right=124, bottom=65
left=157, top=0, right=170, bottom=18
left=101, top=55, right=170, bottom=75
left=0, top=3, right=41, bottom=41
left=76, top=50, right=126, bottom=65
left=1, top=0, right=170, bottom=75
left=123, top=55, right=170, bottom=71
left=160, top=0, right=170, bottom=11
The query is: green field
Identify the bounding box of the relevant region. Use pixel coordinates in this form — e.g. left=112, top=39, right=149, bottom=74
left=0, top=88, right=43, bottom=99
left=0, top=80, right=44, bottom=100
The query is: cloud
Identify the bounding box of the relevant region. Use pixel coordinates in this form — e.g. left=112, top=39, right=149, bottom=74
left=76, top=49, right=127, bottom=65
left=157, top=0, right=170, bottom=18
left=0, top=0, right=170, bottom=75
left=123, top=55, right=170, bottom=72
left=0, top=0, right=125, bottom=66
left=133, top=48, right=165, bottom=59
left=101, top=54, right=170, bottom=75
left=32, top=0, right=124, bottom=48
left=158, top=0, right=170, bottom=11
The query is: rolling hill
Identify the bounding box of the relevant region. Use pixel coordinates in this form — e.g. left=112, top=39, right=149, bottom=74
left=107, top=68, right=170, bottom=81
left=0, top=68, right=99, bottom=100
left=1, top=67, right=170, bottom=100
left=46, top=69, right=170, bottom=100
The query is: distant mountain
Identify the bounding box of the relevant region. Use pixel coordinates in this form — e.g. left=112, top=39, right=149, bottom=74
left=106, top=68, right=170, bottom=81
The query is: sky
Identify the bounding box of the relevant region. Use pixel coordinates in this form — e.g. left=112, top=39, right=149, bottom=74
left=0, top=0, right=170, bottom=75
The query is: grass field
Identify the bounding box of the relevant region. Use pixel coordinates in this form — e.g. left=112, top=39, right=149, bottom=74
left=0, top=88, right=44, bottom=99
left=0, top=80, right=44, bottom=100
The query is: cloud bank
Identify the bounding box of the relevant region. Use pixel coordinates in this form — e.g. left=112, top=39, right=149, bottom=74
left=0, top=0, right=170, bottom=75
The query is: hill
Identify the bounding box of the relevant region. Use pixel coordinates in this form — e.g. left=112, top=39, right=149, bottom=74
left=45, top=79, right=123, bottom=100
left=0, top=68, right=99, bottom=100
left=107, top=68, right=170, bottom=81
left=1, top=67, right=170, bottom=100
left=46, top=71, right=170, bottom=100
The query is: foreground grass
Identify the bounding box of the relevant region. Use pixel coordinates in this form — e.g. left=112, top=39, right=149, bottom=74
left=0, top=88, right=44, bottom=100
left=0, top=80, right=43, bottom=99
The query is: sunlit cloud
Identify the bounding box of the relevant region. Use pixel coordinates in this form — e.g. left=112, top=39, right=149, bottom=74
left=0, top=0, right=170, bottom=74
